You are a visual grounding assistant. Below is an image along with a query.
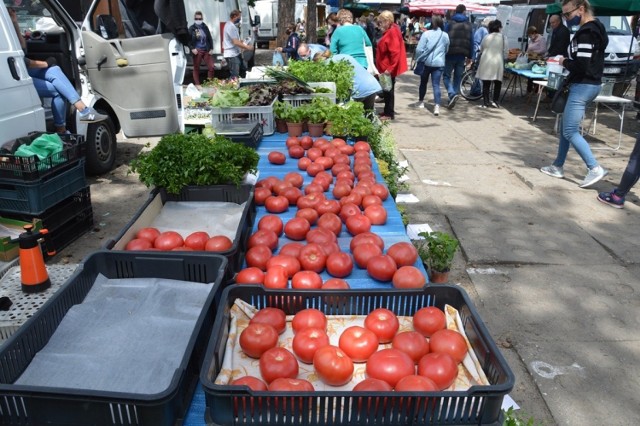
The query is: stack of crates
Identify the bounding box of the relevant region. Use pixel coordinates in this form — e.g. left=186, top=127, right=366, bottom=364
left=0, top=132, right=94, bottom=259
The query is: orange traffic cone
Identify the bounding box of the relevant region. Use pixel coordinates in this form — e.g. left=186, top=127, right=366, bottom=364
left=12, top=225, right=56, bottom=293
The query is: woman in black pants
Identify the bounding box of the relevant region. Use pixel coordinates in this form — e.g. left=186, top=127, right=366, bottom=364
left=597, top=135, right=640, bottom=209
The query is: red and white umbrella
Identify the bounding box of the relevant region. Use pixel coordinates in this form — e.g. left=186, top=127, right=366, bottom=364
left=403, top=1, right=496, bottom=15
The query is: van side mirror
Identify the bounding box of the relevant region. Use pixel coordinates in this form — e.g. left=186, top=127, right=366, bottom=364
left=96, top=15, right=119, bottom=40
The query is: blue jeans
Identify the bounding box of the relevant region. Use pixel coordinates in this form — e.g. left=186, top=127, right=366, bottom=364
left=443, top=56, right=465, bottom=99
left=553, top=83, right=601, bottom=169
left=28, top=66, right=80, bottom=127
left=419, top=66, right=444, bottom=106
left=227, top=55, right=241, bottom=79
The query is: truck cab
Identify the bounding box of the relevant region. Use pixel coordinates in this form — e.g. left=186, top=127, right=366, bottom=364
left=0, top=0, right=187, bottom=175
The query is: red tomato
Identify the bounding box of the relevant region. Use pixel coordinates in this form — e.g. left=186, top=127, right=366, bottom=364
left=346, top=214, right=372, bottom=236
left=352, top=186, right=372, bottom=198
left=392, top=331, right=430, bottom=364
left=332, top=154, right=350, bottom=165
left=259, top=347, right=299, bottom=384
left=292, top=308, right=327, bottom=334
left=306, top=162, right=324, bottom=177
left=417, top=352, right=458, bottom=390
left=352, top=243, right=383, bottom=269
left=292, top=327, right=330, bottom=363
left=317, top=212, right=342, bottom=237
left=313, top=345, right=354, bottom=386
left=387, top=242, right=419, bottom=267
left=322, top=242, right=341, bottom=257
left=365, top=348, right=415, bottom=388
left=298, top=243, right=327, bottom=273
left=339, top=326, right=379, bottom=362
left=304, top=183, right=324, bottom=195
left=231, top=375, right=268, bottom=390
left=306, top=228, right=336, bottom=245
left=245, top=245, right=273, bottom=270
left=353, top=377, right=393, bottom=391
left=266, top=255, right=301, bottom=278
left=283, top=172, right=304, bottom=188
left=296, top=193, right=324, bottom=210
left=332, top=183, right=352, bottom=200
left=307, top=147, right=322, bottom=161
left=154, top=231, right=184, bottom=251
left=254, top=187, right=272, bottom=206
left=256, top=177, right=279, bottom=191
left=296, top=208, right=319, bottom=225
left=364, top=205, right=387, bottom=225
left=272, top=180, right=293, bottom=195
left=392, top=266, right=427, bottom=289
left=263, top=265, right=289, bottom=289
left=170, top=246, right=193, bottom=251
left=364, top=308, right=399, bottom=343
left=350, top=232, right=385, bottom=252
left=366, top=255, right=398, bottom=282
left=340, top=192, right=362, bottom=207
left=429, top=329, right=468, bottom=363
left=336, top=170, right=355, bottom=181
left=413, top=307, right=446, bottom=337
left=298, top=157, right=312, bottom=171
left=331, top=163, right=351, bottom=177
left=299, top=136, right=313, bottom=149
left=258, top=215, right=284, bottom=236
left=268, top=377, right=314, bottom=391
left=285, top=136, right=300, bottom=147
left=250, top=307, right=287, bottom=334
left=205, top=235, right=233, bottom=252
left=291, top=270, right=323, bottom=290
left=183, top=231, right=210, bottom=250
left=394, top=375, right=438, bottom=391
left=322, top=278, right=351, bottom=289
left=361, top=195, right=383, bottom=209
left=284, top=217, right=311, bottom=241
left=248, top=229, right=278, bottom=251
left=288, top=145, right=305, bottom=159
left=339, top=203, right=361, bottom=223
left=264, top=195, right=289, bottom=213
left=135, top=227, right=160, bottom=243
left=354, top=141, right=370, bottom=152
left=236, top=267, right=265, bottom=285
left=268, top=151, right=286, bottom=165
left=239, top=323, right=279, bottom=358
left=371, top=183, right=389, bottom=201
left=315, top=156, right=334, bottom=170
left=281, top=187, right=303, bottom=205
left=326, top=252, right=353, bottom=278
left=125, top=238, right=153, bottom=251
left=315, top=200, right=341, bottom=216
left=279, top=242, right=304, bottom=258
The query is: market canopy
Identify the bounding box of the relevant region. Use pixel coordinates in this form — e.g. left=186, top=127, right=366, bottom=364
left=398, top=1, right=496, bottom=16
left=545, top=0, right=640, bottom=16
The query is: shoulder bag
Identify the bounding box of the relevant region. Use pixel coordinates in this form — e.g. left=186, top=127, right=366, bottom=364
left=414, top=31, right=443, bottom=76
left=551, top=81, right=570, bottom=114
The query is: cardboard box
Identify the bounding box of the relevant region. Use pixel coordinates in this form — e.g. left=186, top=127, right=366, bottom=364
left=268, top=40, right=277, bottom=50
left=0, top=217, right=43, bottom=261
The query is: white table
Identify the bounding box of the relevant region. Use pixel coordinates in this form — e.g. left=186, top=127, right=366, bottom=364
left=532, top=80, right=549, bottom=122
left=587, top=95, right=634, bottom=151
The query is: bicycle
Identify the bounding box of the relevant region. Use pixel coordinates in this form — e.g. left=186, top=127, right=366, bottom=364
left=459, top=60, right=483, bottom=101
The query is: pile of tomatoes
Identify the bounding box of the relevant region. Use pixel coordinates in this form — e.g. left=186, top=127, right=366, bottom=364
left=238, top=135, right=426, bottom=288
left=230, top=304, right=470, bottom=393
left=124, top=227, right=233, bottom=252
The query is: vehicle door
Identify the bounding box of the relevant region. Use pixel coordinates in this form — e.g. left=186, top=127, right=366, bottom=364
left=81, top=0, right=186, bottom=137
left=0, top=2, right=45, bottom=143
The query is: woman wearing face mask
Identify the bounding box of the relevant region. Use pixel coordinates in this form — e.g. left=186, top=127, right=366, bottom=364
left=276, top=24, right=301, bottom=61
left=540, top=0, right=609, bottom=188
left=188, top=11, right=215, bottom=88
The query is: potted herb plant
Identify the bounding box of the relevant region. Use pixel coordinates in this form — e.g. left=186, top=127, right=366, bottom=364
left=283, top=105, right=305, bottom=137
left=273, top=101, right=291, bottom=133
left=414, top=231, right=460, bottom=283
left=304, top=97, right=331, bottom=137
left=326, top=101, right=373, bottom=140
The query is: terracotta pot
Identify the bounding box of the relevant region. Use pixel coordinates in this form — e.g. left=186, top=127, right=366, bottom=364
left=307, top=122, right=325, bottom=137
left=286, top=122, right=303, bottom=137
left=429, top=270, right=449, bottom=284
left=275, top=118, right=288, bottom=133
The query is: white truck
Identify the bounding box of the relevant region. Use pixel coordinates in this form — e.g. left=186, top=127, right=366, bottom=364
left=253, top=0, right=307, bottom=46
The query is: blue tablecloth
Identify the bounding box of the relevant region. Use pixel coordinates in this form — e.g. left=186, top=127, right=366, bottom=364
left=184, top=131, right=427, bottom=425
left=505, top=67, right=548, bottom=80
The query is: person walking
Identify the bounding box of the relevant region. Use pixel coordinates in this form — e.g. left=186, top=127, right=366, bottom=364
left=443, top=4, right=473, bottom=109
left=476, top=20, right=505, bottom=109
left=375, top=10, right=407, bottom=120
left=597, top=134, right=640, bottom=208
left=330, top=9, right=372, bottom=69
left=540, top=0, right=609, bottom=188
left=547, top=14, right=571, bottom=57
left=412, top=15, right=449, bottom=116
left=223, top=10, right=253, bottom=79
left=188, top=11, right=215, bottom=89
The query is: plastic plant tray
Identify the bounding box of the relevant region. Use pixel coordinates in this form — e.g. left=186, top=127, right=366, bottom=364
left=211, top=97, right=276, bottom=136
left=200, top=285, right=515, bottom=426
left=0, top=251, right=227, bottom=426
left=215, top=120, right=264, bottom=149
left=281, top=82, right=337, bottom=107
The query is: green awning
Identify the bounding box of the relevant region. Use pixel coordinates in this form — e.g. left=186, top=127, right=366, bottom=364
left=546, top=0, right=640, bottom=16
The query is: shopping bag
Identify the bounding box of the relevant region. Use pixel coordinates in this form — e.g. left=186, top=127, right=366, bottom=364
left=551, top=83, right=570, bottom=114
left=363, top=40, right=379, bottom=75
left=413, top=61, right=425, bottom=76
left=272, top=51, right=285, bottom=66
left=379, top=73, right=393, bottom=92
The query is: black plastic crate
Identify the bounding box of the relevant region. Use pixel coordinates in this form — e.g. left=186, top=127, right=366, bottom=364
left=201, top=285, right=514, bottom=426
left=105, top=185, right=256, bottom=282
left=44, top=204, right=94, bottom=260
left=215, top=121, right=264, bottom=149
left=0, top=251, right=227, bottom=426
left=0, top=133, right=86, bottom=181
left=0, top=159, right=87, bottom=215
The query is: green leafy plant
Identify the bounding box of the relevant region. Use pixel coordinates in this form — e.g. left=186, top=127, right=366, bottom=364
left=129, top=133, right=259, bottom=194
left=367, top=124, right=408, bottom=198
left=414, top=231, right=459, bottom=273
left=503, top=408, right=536, bottom=426
left=303, top=97, right=332, bottom=124
left=287, top=60, right=354, bottom=102
left=326, top=101, right=374, bottom=137
left=273, top=101, right=293, bottom=120
left=282, top=105, right=306, bottom=123
left=209, top=88, right=250, bottom=107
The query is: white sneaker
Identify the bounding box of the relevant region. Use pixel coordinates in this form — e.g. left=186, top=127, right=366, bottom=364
left=580, top=165, right=608, bottom=188
left=418, top=102, right=425, bottom=109
left=433, top=105, right=440, bottom=116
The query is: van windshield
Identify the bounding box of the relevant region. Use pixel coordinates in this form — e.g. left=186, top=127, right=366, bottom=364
left=4, top=0, right=56, bottom=33
left=568, top=16, right=632, bottom=35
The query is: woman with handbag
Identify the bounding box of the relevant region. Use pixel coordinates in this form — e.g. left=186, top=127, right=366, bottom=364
left=375, top=11, right=407, bottom=120
left=476, top=20, right=505, bottom=109
left=540, top=0, right=609, bottom=188
left=411, top=15, right=449, bottom=116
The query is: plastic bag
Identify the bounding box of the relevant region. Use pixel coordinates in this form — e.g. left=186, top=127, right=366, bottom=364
left=515, top=52, right=528, bottom=65
left=379, top=73, right=393, bottom=92
left=272, top=51, right=285, bottom=66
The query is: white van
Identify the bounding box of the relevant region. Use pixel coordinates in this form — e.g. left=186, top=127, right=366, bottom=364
left=0, top=0, right=190, bottom=175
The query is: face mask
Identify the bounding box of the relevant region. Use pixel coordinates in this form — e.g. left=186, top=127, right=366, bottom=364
left=234, top=18, right=241, bottom=24
left=194, top=19, right=202, bottom=25
left=566, top=15, right=581, bottom=27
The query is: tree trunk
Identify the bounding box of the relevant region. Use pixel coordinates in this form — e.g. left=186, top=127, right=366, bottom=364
left=306, top=0, right=317, bottom=44
left=277, top=0, right=296, bottom=49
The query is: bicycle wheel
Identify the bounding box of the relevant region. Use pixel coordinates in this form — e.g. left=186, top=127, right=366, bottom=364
left=460, top=70, right=483, bottom=101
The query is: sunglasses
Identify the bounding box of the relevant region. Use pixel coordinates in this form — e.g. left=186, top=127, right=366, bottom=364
left=562, top=5, right=580, bottom=19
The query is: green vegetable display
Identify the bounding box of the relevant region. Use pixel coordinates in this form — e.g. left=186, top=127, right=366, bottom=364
left=209, top=88, right=250, bottom=107
left=287, top=60, right=354, bottom=102
left=130, top=133, right=259, bottom=194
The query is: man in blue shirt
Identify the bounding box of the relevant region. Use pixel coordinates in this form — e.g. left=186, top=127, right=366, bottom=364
left=297, top=43, right=329, bottom=61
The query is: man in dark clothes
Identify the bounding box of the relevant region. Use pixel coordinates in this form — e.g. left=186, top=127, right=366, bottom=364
left=547, top=14, right=571, bottom=57
left=444, top=4, right=473, bottom=109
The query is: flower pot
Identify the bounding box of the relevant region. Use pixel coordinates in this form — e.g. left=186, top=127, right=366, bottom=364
left=286, top=122, right=303, bottom=137
left=307, top=122, right=325, bottom=137
left=429, top=270, right=449, bottom=284
left=275, top=118, right=288, bottom=133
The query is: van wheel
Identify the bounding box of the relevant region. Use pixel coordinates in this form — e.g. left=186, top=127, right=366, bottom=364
left=85, top=114, right=116, bottom=175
